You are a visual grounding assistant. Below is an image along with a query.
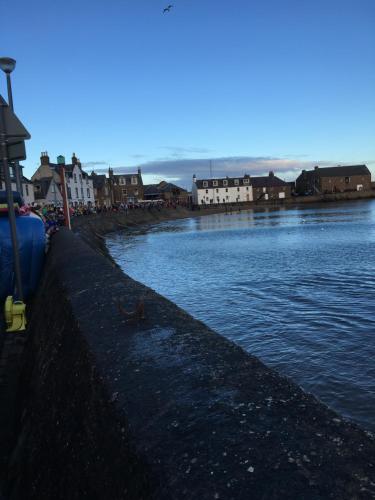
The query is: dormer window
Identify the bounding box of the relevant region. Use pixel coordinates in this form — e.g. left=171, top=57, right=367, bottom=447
left=119, top=177, right=126, bottom=185
left=223, top=180, right=228, bottom=186
left=213, top=180, right=218, bottom=187
left=203, top=181, right=208, bottom=187
left=243, top=178, right=249, bottom=184
left=131, top=176, right=138, bottom=185
left=234, top=179, right=239, bottom=185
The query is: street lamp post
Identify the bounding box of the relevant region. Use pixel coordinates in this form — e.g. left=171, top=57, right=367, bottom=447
left=0, top=57, right=23, bottom=195
left=0, top=99, right=24, bottom=303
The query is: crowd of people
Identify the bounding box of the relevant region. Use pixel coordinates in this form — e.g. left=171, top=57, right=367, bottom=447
left=19, top=198, right=192, bottom=235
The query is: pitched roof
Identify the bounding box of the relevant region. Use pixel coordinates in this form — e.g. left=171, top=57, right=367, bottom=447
left=321, top=165, right=370, bottom=177
left=144, top=182, right=187, bottom=196
left=143, top=184, right=159, bottom=195
left=195, top=174, right=287, bottom=189
left=92, top=174, right=107, bottom=189
left=301, top=165, right=370, bottom=178
left=33, top=177, right=53, bottom=200
left=50, top=163, right=90, bottom=178
left=196, top=177, right=251, bottom=189
left=250, top=175, right=288, bottom=188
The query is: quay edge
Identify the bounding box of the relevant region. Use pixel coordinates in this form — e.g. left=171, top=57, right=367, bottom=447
left=0, top=207, right=374, bottom=499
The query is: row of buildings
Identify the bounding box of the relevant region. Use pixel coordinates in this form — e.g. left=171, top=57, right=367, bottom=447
left=0, top=152, right=189, bottom=208
left=0, top=152, right=372, bottom=208
left=192, top=164, right=372, bottom=205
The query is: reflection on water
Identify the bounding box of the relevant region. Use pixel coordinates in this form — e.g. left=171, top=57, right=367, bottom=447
left=107, top=200, right=375, bottom=431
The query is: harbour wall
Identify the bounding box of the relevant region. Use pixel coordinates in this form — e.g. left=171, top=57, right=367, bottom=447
left=2, top=208, right=375, bottom=499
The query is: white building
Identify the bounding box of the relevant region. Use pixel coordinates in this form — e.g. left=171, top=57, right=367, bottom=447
left=31, top=152, right=94, bottom=206
left=0, top=165, right=35, bottom=206
left=192, top=174, right=253, bottom=205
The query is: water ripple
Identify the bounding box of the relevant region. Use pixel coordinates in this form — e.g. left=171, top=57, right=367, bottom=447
left=107, top=201, right=375, bottom=431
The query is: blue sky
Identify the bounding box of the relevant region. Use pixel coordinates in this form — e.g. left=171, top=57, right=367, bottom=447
left=1, top=0, right=374, bottom=188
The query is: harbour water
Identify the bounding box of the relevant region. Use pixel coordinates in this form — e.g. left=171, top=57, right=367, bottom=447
left=106, top=201, right=375, bottom=432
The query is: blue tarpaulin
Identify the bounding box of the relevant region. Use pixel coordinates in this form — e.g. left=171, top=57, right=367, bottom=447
left=0, top=215, right=45, bottom=301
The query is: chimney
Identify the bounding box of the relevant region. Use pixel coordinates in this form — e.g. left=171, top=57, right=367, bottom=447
left=72, top=153, right=78, bottom=165
left=193, top=174, right=197, bottom=183
left=138, top=167, right=141, bottom=175
left=269, top=171, right=274, bottom=177
left=40, top=151, right=50, bottom=165
left=314, top=165, right=319, bottom=170
left=108, top=167, right=114, bottom=178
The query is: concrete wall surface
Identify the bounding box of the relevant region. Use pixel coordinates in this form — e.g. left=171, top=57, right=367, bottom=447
left=3, top=225, right=375, bottom=499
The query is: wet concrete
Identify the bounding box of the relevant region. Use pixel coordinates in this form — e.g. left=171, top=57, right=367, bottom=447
left=2, top=214, right=375, bottom=499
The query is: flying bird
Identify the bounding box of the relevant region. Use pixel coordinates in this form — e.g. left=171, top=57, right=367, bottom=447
left=163, top=4, right=173, bottom=13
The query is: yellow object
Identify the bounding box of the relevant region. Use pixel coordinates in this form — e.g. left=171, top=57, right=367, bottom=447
left=4, top=296, right=27, bottom=332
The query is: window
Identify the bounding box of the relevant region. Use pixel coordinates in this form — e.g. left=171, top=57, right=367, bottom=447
left=237, top=187, right=240, bottom=192
left=206, top=189, right=208, bottom=194
left=67, top=187, right=72, bottom=199
left=234, top=179, right=239, bottom=185
left=79, top=174, right=82, bottom=181
left=246, top=187, right=249, bottom=191
left=345, top=176, right=350, bottom=184
left=244, top=178, right=249, bottom=184
left=216, top=188, right=219, bottom=193
left=213, top=180, right=218, bottom=187
left=203, top=181, right=208, bottom=187
left=81, top=187, right=84, bottom=197
left=119, top=177, right=126, bottom=185
left=87, top=188, right=90, bottom=198
left=74, top=174, right=77, bottom=183
left=225, top=188, right=228, bottom=192
left=131, top=177, right=138, bottom=185
left=223, top=180, right=228, bottom=186
left=122, top=189, right=127, bottom=195
left=25, top=184, right=29, bottom=196
left=75, top=187, right=79, bottom=197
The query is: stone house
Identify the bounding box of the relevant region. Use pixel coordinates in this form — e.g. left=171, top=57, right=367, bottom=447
left=91, top=173, right=112, bottom=207
left=108, top=167, right=143, bottom=204
left=296, top=165, right=371, bottom=195
left=251, top=172, right=291, bottom=201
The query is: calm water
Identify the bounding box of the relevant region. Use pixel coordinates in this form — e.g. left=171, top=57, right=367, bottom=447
left=107, top=201, right=375, bottom=432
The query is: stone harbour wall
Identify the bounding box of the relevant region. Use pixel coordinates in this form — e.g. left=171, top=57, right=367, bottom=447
left=1, top=210, right=375, bottom=499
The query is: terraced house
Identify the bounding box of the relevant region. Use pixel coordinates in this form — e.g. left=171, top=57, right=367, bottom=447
left=192, top=174, right=253, bottom=205
left=32, top=152, right=94, bottom=206
left=251, top=172, right=291, bottom=201
left=108, top=167, right=143, bottom=204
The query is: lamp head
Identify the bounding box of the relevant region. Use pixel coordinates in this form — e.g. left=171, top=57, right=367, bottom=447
left=0, top=57, right=16, bottom=74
